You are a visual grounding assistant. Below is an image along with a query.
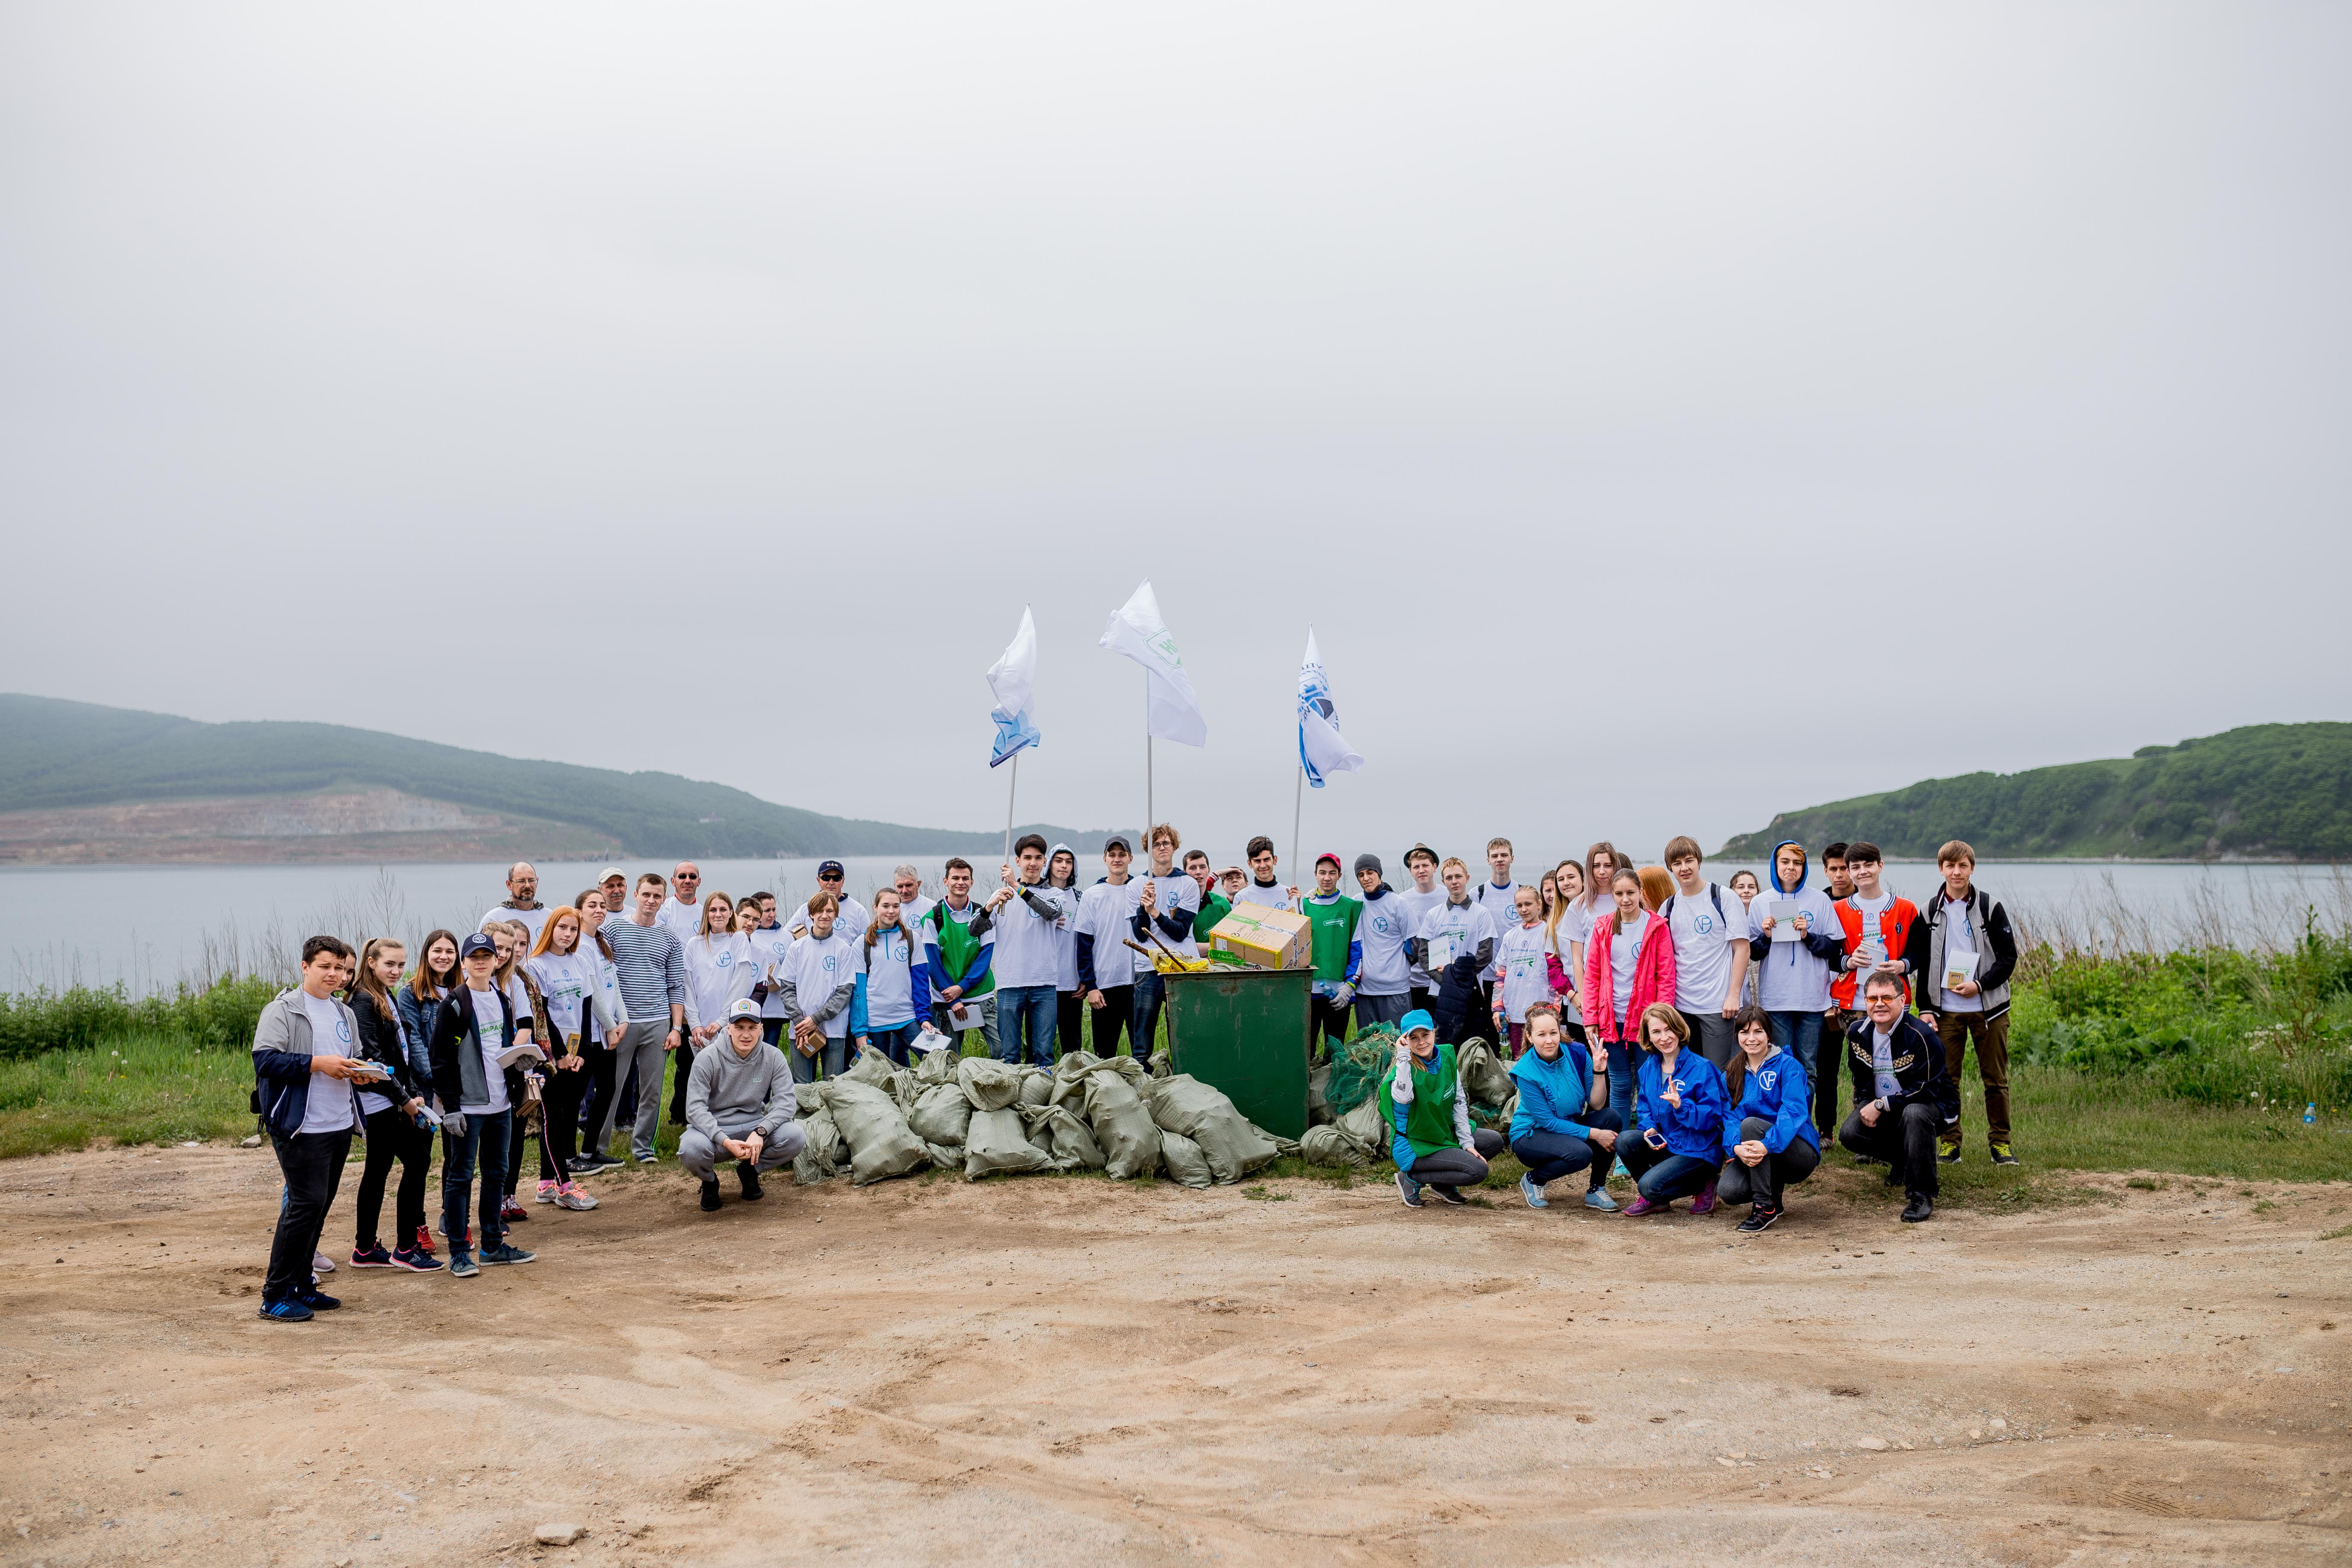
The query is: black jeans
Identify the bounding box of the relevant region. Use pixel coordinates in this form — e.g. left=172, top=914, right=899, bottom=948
left=1510, top=1109, right=1624, bottom=1191
left=668, top=1040, right=699, bottom=1124
left=441, top=1108, right=511, bottom=1253
left=1057, top=989, right=1085, bottom=1061
left=1715, top=1114, right=1821, bottom=1207
left=575, top=1038, right=617, bottom=1137
left=502, top=1102, right=533, bottom=1198
left=1839, top=1101, right=1941, bottom=1197
left=355, top=1105, right=430, bottom=1252
left=539, top=1064, right=587, bottom=1182
left=1091, top=984, right=1135, bottom=1058
left=266, top=1127, right=351, bottom=1303
left=1407, top=1129, right=1505, bottom=1194
left=1311, top=995, right=1352, bottom=1055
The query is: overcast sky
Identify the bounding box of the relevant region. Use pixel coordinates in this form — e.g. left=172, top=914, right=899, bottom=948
left=3, top=4, right=2346, bottom=869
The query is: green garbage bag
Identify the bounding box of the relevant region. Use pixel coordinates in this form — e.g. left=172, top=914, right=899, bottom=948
left=957, top=1056, right=1024, bottom=1111
left=1158, top=1130, right=1212, bottom=1188
left=1146, top=1074, right=1280, bottom=1185
left=844, top=1044, right=899, bottom=1088
left=1017, top=1067, right=1052, bottom=1107
left=1020, top=1103, right=1105, bottom=1170
left=1456, top=1039, right=1514, bottom=1108
left=1300, top=1124, right=1369, bottom=1166
left=964, top=1106, right=1056, bottom=1180
left=820, top=1078, right=929, bottom=1185
left=914, top=1043, right=961, bottom=1088
left=1307, top=1063, right=1333, bottom=1126
left=1081, top=1073, right=1162, bottom=1180
left=1049, top=1050, right=1102, bottom=1109
left=907, top=1081, right=973, bottom=1147
left=793, top=1106, right=844, bottom=1184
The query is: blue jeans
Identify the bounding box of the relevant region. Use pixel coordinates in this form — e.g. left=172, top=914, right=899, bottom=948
left=1132, top=970, right=1166, bottom=1059
left=1618, top=1135, right=1717, bottom=1202
left=995, top=984, right=1058, bottom=1065
left=441, top=1107, right=512, bottom=1253
left=1603, top=1037, right=1636, bottom=1130
left=1765, top=1010, right=1827, bottom=1135
left=860, top=1020, right=922, bottom=1068
left=1510, top=1109, right=1625, bottom=1191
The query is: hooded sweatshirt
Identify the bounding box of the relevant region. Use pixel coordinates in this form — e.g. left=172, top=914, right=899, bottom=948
left=1508, top=1039, right=1602, bottom=1143
left=1355, top=882, right=1415, bottom=997
left=1722, top=1045, right=1818, bottom=1158
left=685, top=1036, right=798, bottom=1142
left=1745, top=840, right=1846, bottom=1013
left=1633, top=1047, right=1730, bottom=1161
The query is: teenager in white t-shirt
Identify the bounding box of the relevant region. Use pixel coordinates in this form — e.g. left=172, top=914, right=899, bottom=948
left=1075, top=837, right=1142, bottom=1059
left=1235, top=834, right=1297, bottom=911
left=1492, top=885, right=1551, bottom=1055
left=777, top=894, right=858, bottom=1083
left=1131, top=824, right=1198, bottom=1052
left=1398, top=844, right=1446, bottom=1013
left=1661, top=835, right=1752, bottom=1072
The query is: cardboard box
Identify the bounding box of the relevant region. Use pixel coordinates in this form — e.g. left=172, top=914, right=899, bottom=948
left=1207, top=905, right=1312, bottom=970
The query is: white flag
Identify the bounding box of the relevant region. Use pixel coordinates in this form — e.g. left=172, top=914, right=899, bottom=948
left=1296, top=627, right=1363, bottom=788
left=986, top=606, right=1042, bottom=769
left=1098, top=579, right=1206, bottom=747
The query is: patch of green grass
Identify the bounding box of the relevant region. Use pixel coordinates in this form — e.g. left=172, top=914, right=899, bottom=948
left=2319, top=1223, right=2352, bottom=1242
left=0, top=1031, right=259, bottom=1158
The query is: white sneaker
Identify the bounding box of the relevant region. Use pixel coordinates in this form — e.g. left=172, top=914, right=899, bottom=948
left=311, top=1251, right=335, bottom=1273
left=554, top=1187, right=599, bottom=1211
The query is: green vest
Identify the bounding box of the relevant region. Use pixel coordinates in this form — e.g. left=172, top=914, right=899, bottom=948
left=1193, top=892, right=1232, bottom=943
left=1379, top=1042, right=1460, bottom=1160
left=926, top=901, right=994, bottom=998
left=1306, top=895, right=1362, bottom=982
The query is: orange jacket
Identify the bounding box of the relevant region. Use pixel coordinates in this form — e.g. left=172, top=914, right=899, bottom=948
left=1829, top=895, right=1920, bottom=1008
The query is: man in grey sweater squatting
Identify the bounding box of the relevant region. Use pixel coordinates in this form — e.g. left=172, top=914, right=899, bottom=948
left=683, top=999, right=806, bottom=1212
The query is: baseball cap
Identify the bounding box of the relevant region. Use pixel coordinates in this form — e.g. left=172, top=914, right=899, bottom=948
left=459, top=933, right=498, bottom=959
left=725, top=997, right=763, bottom=1023
left=1103, top=835, right=1131, bottom=855
left=1354, top=853, right=1382, bottom=877
left=597, top=866, right=626, bottom=882
left=817, top=859, right=846, bottom=879
left=1315, top=851, right=1342, bottom=871
left=1400, top=1009, right=1435, bottom=1035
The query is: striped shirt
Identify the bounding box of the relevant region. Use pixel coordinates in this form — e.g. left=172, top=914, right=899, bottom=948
left=601, top=917, right=687, bottom=1026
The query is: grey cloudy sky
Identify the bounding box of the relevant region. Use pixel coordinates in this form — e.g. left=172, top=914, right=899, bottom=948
left=3, top=4, right=2346, bottom=868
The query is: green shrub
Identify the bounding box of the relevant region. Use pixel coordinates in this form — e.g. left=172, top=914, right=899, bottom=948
left=0, top=975, right=280, bottom=1060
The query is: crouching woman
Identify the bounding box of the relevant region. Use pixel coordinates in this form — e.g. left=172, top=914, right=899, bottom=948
left=683, top=999, right=807, bottom=1212
left=1385, top=1008, right=1506, bottom=1209
left=1716, top=1004, right=1819, bottom=1232
left=1506, top=1002, right=1623, bottom=1212
left=1617, top=1003, right=1730, bottom=1216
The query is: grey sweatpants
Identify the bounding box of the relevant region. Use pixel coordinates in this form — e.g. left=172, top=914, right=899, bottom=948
left=678, top=1121, right=805, bottom=1180
left=593, top=1019, right=672, bottom=1161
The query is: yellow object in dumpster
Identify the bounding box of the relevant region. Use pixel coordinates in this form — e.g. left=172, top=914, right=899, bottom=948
left=1207, top=904, right=1311, bottom=970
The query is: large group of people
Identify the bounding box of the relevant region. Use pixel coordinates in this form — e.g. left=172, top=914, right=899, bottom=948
left=247, top=830, right=2017, bottom=1320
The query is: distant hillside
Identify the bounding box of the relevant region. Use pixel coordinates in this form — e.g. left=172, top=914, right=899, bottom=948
left=1719, top=723, right=2352, bottom=862
left=0, top=694, right=1107, bottom=863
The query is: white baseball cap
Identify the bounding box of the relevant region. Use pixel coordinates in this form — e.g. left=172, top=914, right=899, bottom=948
left=725, top=998, right=763, bottom=1023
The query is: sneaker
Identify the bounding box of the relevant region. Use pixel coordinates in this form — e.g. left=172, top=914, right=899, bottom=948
left=501, top=1196, right=529, bottom=1223
left=1519, top=1174, right=1549, bottom=1209
left=1620, top=1196, right=1665, bottom=1217
left=298, top=1286, right=340, bottom=1311
left=700, top=1178, right=724, bottom=1212
left=1610, top=1158, right=1630, bottom=1181
left=574, top=1151, right=619, bottom=1172
left=1937, top=1137, right=1962, bottom=1164
left=311, top=1250, right=336, bottom=1274
left=447, top=1252, right=479, bottom=1279
left=1583, top=1187, right=1620, bottom=1212
left=257, top=1297, right=314, bottom=1322
left=1690, top=1180, right=1720, bottom=1217
left=554, top=1183, right=599, bottom=1211
left=536, top=1180, right=562, bottom=1204
left=388, top=1246, right=443, bottom=1273
left=1395, top=1171, right=1424, bottom=1209
left=479, top=1242, right=536, bottom=1266
left=411, top=1224, right=437, bottom=1256
left=1736, top=1203, right=1782, bottom=1234
left=738, top=1162, right=764, bottom=1202
left=632, top=1150, right=659, bottom=1164
left=1432, top=1186, right=1469, bottom=1207
left=1989, top=1143, right=2019, bottom=1167
left=1901, top=1193, right=1935, bottom=1223
left=349, top=1244, right=395, bottom=1269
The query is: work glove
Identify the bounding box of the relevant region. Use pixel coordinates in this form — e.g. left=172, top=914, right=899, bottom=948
left=1332, top=983, right=1355, bottom=1010
left=441, top=1111, right=467, bottom=1140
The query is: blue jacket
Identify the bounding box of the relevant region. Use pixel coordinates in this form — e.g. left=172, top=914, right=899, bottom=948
left=848, top=927, right=932, bottom=1035
left=393, top=982, right=440, bottom=1081
left=1722, top=1046, right=1817, bottom=1158
left=1508, top=1041, right=1601, bottom=1143
left=1632, top=1048, right=1730, bottom=1161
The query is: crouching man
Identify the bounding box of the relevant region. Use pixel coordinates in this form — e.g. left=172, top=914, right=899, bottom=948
left=1837, top=972, right=1958, bottom=1223
left=683, top=999, right=805, bottom=1212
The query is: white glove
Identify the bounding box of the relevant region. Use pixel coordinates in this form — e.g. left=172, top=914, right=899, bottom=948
left=1332, top=982, right=1356, bottom=1010
left=442, top=1111, right=467, bottom=1140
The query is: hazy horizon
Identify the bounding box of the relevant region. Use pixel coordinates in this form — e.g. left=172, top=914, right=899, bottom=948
left=4, top=5, right=2346, bottom=859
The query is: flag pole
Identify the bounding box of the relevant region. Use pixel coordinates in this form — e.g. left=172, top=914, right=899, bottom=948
left=1002, top=750, right=1019, bottom=872
left=1143, top=669, right=1154, bottom=845
left=1290, top=763, right=1304, bottom=905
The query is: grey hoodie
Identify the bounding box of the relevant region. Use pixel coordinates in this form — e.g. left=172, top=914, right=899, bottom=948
left=685, top=1037, right=798, bottom=1143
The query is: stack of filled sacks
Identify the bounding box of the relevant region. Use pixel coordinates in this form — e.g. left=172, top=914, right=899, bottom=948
left=791, top=1045, right=1297, bottom=1186
left=1296, top=1037, right=1519, bottom=1166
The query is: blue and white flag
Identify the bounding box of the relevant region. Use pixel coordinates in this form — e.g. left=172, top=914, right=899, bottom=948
left=1296, top=627, right=1363, bottom=788
left=986, top=606, right=1042, bottom=769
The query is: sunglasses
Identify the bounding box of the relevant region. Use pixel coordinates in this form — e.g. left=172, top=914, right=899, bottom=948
left=819, top=872, right=844, bottom=882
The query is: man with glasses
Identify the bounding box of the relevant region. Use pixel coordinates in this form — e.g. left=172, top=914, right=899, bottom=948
left=658, top=863, right=704, bottom=943
left=788, top=860, right=870, bottom=941
left=479, top=862, right=550, bottom=944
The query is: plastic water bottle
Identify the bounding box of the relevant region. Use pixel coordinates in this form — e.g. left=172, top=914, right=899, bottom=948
left=2307, top=1103, right=2319, bottom=1126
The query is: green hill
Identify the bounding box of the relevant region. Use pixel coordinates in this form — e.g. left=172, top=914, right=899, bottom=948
left=1718, top=723, right=2352, bottom=862
left=0, top=694, right=1105, bottom=860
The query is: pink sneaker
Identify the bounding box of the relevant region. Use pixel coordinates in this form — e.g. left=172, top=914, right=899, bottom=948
left=1690, top=1180, right=1720, bottom=1217
left=535, top=1180, right=560, bottom=1204
left=553, top=1183, right=599, bottom=1212
left=1620, top=1195, right=1666, bottom=1217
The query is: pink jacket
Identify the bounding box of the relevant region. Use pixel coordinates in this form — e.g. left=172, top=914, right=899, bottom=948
left=1582, top=910, right=1676, bottom=1045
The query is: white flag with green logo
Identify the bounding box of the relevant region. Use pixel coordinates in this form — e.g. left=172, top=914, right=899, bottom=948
left=1098, top=579, right=1207, bottom=746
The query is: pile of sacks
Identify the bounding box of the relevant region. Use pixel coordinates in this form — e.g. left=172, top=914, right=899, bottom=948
left=789, top=1045, right=1300, bottom=1189
left=1297, top=1037, right=1520, bottom=1167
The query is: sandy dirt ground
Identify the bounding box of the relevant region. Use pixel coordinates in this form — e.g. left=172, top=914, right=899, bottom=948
left=2, top=1146, right=2347, bottom=1568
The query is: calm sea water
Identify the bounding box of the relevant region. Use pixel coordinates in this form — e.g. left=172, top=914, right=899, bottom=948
left=3, top=855, right=2345, bottom=994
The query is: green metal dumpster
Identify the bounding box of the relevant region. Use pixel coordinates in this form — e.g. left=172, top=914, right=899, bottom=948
left=1162, top=966, right=1313, bottom=1140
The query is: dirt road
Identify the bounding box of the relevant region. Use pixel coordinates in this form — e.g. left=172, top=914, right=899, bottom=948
left=2, top=1147, right=2346, bottom=1566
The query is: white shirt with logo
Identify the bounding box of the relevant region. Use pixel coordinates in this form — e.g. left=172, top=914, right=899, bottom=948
left=779, top=931, right=856, bottom=1039
left=1355, top=894, right=1417, bottom=997
left=683, top=933, right=758, bottom=1031
left=1495, top=922, right=1550, bottom=1023
left=297, top=992, right=358, bottom=1133
left=463, top=987, right=510, bottom=1116
left=1667, top=883, right=1745, bottom=1012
